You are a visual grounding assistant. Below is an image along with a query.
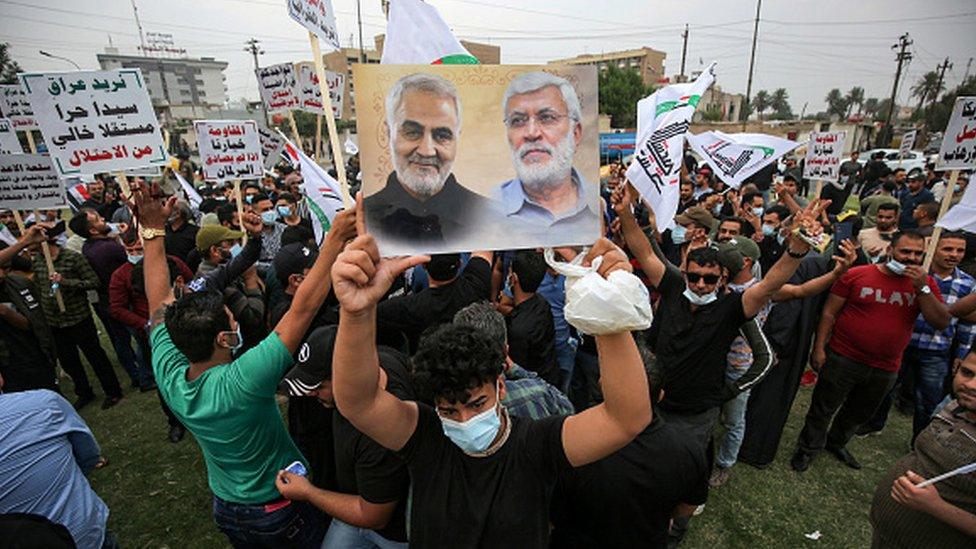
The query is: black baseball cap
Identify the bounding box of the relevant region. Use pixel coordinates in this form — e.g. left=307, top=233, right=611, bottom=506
left=274, top=242, right=318, bottom=285
left=278, top=325, right=338, bottom=397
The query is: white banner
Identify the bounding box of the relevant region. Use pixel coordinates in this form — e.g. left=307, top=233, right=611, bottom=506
left=258, top=127, right=286, bottom=170
left=195, top=120, right=263, bottom=181
left=256, top=63, right=300, bottom=113
left=688, top=130, right=801, bottom=189
left=20, top=69, right=166, bottom=176
left=899, top=129, right=917, bottom=159
left=287, top=0, right=341, bottom=50
left=0, top=118, right=23, bottom=154
left=939, top=96, right=976, bottom=170
left=381, top=0, right=478, bottom=65
left=803, top=131, right=846, bottom=183
left=0, top=154, right=67, bottom=210
left=174, top=171, right=203, bottom=209
left=626, top=63, right=715, bottom=231
left=937, top=174, right=976, bottom=232
left=0, top=85, right=38, bottom=131
left=296, top=63, right=344, bottom=118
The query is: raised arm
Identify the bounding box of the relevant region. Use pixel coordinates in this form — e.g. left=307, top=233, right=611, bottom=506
left=560, top=239, right=651, bottom=467
left=130, top=182, right=177, bottom=328
left=332, top=197, right=428, bottom=451
left=613, top=182, right=665, bottom=287
left=726, top=318, right=775, bottom=396
left=0, top=223, right=47, bottom=267
left=274, top=207, right=357, bottom=353
left=774, top=240, right=856, bottom=302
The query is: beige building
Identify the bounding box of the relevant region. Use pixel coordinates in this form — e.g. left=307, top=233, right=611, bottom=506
left=696, top=84, right=745, bottom=123
left=549, top=47, right=666, bottom=87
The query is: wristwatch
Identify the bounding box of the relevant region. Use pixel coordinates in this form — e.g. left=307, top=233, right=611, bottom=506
left=139, top=227, right=166, bottom=241
left=918, top=284, right=932, bottom=296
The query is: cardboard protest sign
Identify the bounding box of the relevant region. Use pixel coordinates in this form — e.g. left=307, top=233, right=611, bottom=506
left=256, top=63, right=300, bottom=114
left=803, top=131, right=846, bottom=182
left=0, top=154, right=67, bottom=210
left=899, top=129, right=917, bottom=159
left=195, top=120, right=263, bottom=181
left=0, top=85, right=38, bottom=131
left=688, top=131, right=801, bottom=189
left=296, top=63, right=344, bottom=118
left=627, top=64, right=715, bottom=231
left=0, top=118, right=23, bottom=154
left=19, top=69, right=166, bottom=176
left=259, top=127, right=286, bottom=170
left=287, top=0, right=341, bottom=49
left=355, top=64, right=599, bottom=255
left=939, top=96, right=976, bottom=169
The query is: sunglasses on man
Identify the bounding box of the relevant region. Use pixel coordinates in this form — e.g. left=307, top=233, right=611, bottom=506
left=684, top=272, right=721, bottom=284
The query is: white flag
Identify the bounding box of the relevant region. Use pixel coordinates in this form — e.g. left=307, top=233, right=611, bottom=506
left=344, top=136, right=358, bottom=155
left=626, top=64, right=715, bottom=231
left=174, top=171, right=203, bottom=210
left=0, top=223, right=16, bottom=246
left=381, top=0, right=478, bottom=65
left=937, top=175, right=976, bottom=232
left=280, top=132, right=345, bottom=245
left=687, top=131, right=801, bottom=189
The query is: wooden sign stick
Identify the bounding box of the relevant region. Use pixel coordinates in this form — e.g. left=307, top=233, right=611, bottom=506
left=922, top=169, right=961, bottom=271
left=309, top=30, right=352, bottom=208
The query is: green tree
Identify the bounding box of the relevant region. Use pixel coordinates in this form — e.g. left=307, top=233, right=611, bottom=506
left=924, top=75, right=976, bottom=132
left=701, top=104, right=723, bottom=122
left=752, top=90, right=771, bottom=121
left=863, top=97, right=880, bottom=118
left=598, top=65, right=652, bottom=129
left=911, top=71, right=943, bottom=112
left=769, top=88, right=793, bottom=120
left=845, top=86, right=864, bottom=117
left=0, top=43, right=23, bottom=85
left=825, top=88, right=849, bottom=118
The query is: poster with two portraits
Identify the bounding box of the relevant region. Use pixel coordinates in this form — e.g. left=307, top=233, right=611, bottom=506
left=354, top=65, right=599, bottom=256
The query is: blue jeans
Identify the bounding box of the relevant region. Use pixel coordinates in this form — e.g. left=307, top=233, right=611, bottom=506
left=555, top=337, right=578, bottom=395
left=323, top=519, right=407, bottom=549
left=213, top=496, right=327, bottom=549
left=94, top=302, right=148, bottom=387
left=716, top=388, right=751, bottom=469
left=866, top=348, right=950, bottom=437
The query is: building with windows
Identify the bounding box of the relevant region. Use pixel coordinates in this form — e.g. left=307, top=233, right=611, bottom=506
left=697, top=84, right=745, bottom=123
left=549, top=47, right=667, bottom=87
left=96, top=48, right=228, bottom=122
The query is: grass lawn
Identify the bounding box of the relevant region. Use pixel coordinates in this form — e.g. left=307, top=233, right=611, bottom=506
left=67, top=355, right=911, bottom=549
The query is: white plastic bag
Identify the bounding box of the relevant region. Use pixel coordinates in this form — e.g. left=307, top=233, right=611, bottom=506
left=544, top=248, right=653, bottom=335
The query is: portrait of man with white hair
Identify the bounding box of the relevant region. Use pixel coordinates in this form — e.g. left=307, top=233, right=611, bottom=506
left=365, top=72, right=493, bottom=254
left=494, top=71, right=600, bottom=241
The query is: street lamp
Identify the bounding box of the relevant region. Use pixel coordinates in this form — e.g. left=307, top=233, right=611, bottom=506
left=38, top=50, right=81, bottom=70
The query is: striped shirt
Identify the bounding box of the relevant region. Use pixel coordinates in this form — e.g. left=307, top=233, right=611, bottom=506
left=31, top=248, right=99, bottom=328
left=909, top=268, right=976, bottom=360
left=502, top=363, right=574, bottom=420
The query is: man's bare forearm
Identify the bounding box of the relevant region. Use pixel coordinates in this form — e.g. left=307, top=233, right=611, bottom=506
left=334, top=308, right=382, bottom=418
left=305, top=487, right=393, bottom=530
left=144, top=237, right=171, bottom=316
left=594, top=332, right=651, bottom=435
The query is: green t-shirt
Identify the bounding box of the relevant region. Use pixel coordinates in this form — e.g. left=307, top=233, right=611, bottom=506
left=860, top=195, right=899, bottom=229
left=150, top=325, right=304, bottom=504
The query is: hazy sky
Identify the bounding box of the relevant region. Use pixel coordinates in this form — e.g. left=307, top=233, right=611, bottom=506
left=2, top=0, right=975, bottom=118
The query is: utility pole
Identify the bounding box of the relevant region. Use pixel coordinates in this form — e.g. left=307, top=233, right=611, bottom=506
left=964, top=57, right=973, bottom=82
left=245, top=38, right=270, bottom=127
left=744, top=0, right=762, bottom=129
left=131, top=0, right=147, bottom=52
left=679, top=24, right=689, bottom=81
left=880, top=32, right=912, bottom=147
left=931, top=57, right=952, bottom=109
left=356, top=0, right=367, bottom=63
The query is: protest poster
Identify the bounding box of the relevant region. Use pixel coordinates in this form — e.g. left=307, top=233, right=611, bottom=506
left=626, top=64, right=715, bottom=232
left=687, top=131, right=801, bottom=189
left=194, top=120, right=263, bottom=181
left=0, top=84, right=38, bottom=131
left=287, top=0, right=341, bottom=49
left=19, top=69, right=166, bottom=176
left=803, top=131, right=846, bottom=182
left=259, top=127, right=286, bottom=170
left=0, top=154, right=67, bottom=210
left=899, top=129, right=917, bottom=158
left=256, top=63, right=300, bottom=113
left=354, top=64, right=599, bottom=255
left=939, top=96, right=976, bottom=169
left=296, top=63, right=344, bottom=118
left=0, top=118, right=23, bottom=154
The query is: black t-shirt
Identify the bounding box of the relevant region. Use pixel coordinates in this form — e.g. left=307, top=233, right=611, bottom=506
left=647, top=268, right=749, bottom=414
left=398, top=403, right=570, bottom=548
left=377, top=256, right=491, bottom=349
left=333, top=349, right=415, bottom=542
left=507, top=293, right=557, bottom=384
left=550, top=416, right=709, bottom=549
left=165, top=223, right=199, bottom=264
left=0, top=276, right=56, bottom=391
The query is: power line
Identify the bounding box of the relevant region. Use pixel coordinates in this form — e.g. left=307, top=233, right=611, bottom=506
left=762, top=11, right=976, bottom=26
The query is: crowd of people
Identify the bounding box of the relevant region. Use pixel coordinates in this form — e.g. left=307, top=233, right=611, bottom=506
left=1, top=139, right=975, bottom=549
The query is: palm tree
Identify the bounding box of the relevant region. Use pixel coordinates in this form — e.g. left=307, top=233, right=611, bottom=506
left=863, top=97, right=880, bottom=118
left=846, top=86, right=865, bottom=117
left=753, top=90, right=770, bottom=121
left=770, top=88, right=792, bottom=119
left=911, top=71, right=942, bottom=112
left=825, top=88, right=847, bottom=118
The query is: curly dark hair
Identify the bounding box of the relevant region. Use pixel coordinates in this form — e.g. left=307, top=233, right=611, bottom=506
left=164, top=291, right=230, bottom=362
left=411, top=324, right=504, bottom=405
left=686, top=246, right=722, bottom=270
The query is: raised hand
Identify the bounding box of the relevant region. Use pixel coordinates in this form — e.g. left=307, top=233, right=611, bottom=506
left=240, top=212, right=263, bottom=236
left=831, top=239, right=858, bottom=274
left=21, top=222, right=51, bottom=244
left=128, top=181, right=176, bottom=230
left=325, top=203, right=358, bottom=247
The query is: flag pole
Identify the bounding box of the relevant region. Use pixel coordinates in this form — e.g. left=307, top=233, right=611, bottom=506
left=21, top=129, right=65, bottom=312
left=287, top=110, right=304, bottom=151
left=308, top=30, right=352, bottom=208
left=315, top=113, right=323, bottom=165
left=233, top=179, right=248, bottom=245
left=923, top=169, right=961, bottom=271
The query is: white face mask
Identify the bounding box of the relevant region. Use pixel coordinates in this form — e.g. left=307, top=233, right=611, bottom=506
left=683, top=288, right=718, bottom=305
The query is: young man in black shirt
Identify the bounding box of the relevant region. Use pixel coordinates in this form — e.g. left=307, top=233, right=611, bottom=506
left=331, top=207, right=650, bottom=548
left=504, top=250, right=558, bottom=385
left=276, top=325, right=413, bottom=548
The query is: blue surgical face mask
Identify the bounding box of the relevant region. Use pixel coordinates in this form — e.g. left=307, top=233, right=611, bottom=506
left=752, top=207, right=764, bottom=217
left=229, top=243, right=242, bottom=258
left=276, top=205, right=292, bottom=218
left=127, top=254, right=142, bottom=265
left=261, top=210, right=278, bottom=225
left=220, top=324, right=243, bottom=354
left=439, top=382, right=503, bottom=455
left=776, top=233, right=785, bottom=245
left=886, top=258, right=907, bottom=276
left=713, top=204, right=723, bottom=216
left=106, top=222, right=121, bottom=234
left=672, top=225, right=688, bottom=245
left=761, top=223, right=776, bottom=237
left=245, top=195, right=254, bottom=204
left=683, top=287, right=718, bottom=306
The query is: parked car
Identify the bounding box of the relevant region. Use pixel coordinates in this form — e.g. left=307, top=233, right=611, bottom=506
left=842, top=148, right=926, bottom=176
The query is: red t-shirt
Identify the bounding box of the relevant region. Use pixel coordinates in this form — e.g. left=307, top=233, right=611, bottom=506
left=828, top=264, right=943, bottom=372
